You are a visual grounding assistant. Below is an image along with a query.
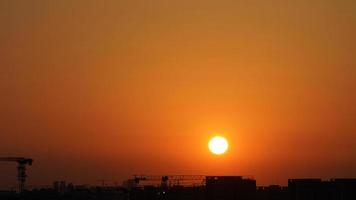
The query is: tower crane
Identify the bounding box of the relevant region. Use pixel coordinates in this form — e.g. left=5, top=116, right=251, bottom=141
left=0, top=157, right=33, bottom=192
left=133, top=175, right=205, bottom=188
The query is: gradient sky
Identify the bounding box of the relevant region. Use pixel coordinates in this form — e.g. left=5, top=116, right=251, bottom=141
left=1, top=0, right=356, bottom=188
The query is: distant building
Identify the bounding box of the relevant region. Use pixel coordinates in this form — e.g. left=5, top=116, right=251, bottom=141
left=122, top=178, right=138, bottom=189
left=206, top=176, right=256, bottom=200
left=256, top=185, right=288, bottom=200
left=289, top=179, right=322, bottom=200
left=289, top=178, right=356, bottom=200
left=53, top=181, right=67, bottom=193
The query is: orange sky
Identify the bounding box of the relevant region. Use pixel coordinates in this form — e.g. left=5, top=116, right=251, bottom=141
left=1, top=0, right=356, bottom=187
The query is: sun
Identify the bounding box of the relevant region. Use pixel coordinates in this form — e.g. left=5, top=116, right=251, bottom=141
left=208, top=136, right=229, bottom=155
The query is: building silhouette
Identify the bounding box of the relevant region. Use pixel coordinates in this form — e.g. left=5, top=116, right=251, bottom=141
left=1, top=176, right=356, bottom=200
left=206, top=176, right=256, bottom=200
left=289, top=179, right=356, bottom=200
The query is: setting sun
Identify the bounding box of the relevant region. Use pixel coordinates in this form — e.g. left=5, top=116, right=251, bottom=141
left=208, top=136, right=229, bottom=155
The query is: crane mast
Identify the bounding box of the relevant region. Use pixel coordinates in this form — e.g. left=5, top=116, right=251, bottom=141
left=0, top=157, right=33, bottom=193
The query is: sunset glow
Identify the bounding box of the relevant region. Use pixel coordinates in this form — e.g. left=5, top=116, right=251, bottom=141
left=1, top=0, right=356, bottom=188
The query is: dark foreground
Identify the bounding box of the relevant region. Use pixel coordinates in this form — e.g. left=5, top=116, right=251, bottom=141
left=1, top=176, right=356, bottom=200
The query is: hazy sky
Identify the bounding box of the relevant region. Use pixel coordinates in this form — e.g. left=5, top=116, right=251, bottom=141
left=1, top=0, right=356, bottom=187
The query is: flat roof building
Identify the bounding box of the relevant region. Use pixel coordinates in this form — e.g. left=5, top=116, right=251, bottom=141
left=289, top=178, right=356, bottom=200
left=206, top=176, right=256, bottom=200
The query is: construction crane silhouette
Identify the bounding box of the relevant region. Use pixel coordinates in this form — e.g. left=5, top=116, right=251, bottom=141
left=0, top=157, right=33, bottom=192
left=133, top=175, right=205, bottom=188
